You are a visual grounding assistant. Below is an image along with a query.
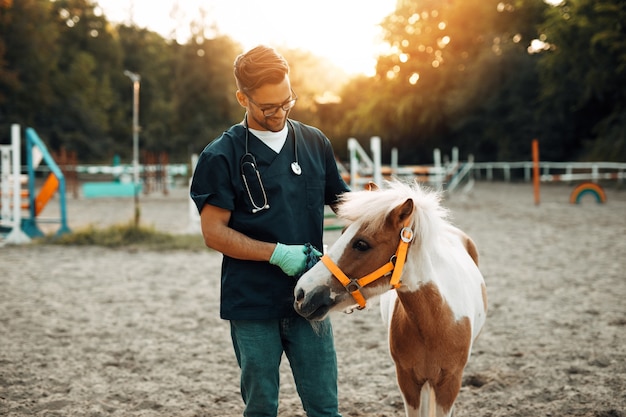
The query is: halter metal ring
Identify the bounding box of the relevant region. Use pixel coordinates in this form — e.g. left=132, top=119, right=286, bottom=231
left=400, top=227, right=414, bottom=243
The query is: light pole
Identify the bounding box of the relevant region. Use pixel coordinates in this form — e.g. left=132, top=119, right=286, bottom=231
left=124, top=70, right=141, bottom=226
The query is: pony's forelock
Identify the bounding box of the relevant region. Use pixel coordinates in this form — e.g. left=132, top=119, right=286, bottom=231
left=337, top=180, right=449, bottom=234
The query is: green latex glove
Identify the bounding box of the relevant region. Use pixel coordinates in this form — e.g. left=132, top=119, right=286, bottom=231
left=269, top=243, right=308, bottom=276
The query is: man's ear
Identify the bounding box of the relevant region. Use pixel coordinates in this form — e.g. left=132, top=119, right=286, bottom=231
left=236, top=90, right=247, bottom=108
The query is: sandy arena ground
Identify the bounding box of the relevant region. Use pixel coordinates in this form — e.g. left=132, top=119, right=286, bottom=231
left=1, top=181, right=625, bottom=417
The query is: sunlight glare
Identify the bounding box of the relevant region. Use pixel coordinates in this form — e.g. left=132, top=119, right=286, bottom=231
left=97, top=0, right=397, bottom=76
left=528, top=39, right=551, bottom=54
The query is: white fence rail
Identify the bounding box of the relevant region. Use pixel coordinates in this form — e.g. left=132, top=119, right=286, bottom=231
left=473, top=161, right=626, bottom=183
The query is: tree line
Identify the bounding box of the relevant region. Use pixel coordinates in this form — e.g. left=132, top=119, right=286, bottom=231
left=1, top=0, right=624, bottom=165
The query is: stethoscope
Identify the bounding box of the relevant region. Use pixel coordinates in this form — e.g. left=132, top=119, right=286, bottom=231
left=240, top=115, right=301, bottom=213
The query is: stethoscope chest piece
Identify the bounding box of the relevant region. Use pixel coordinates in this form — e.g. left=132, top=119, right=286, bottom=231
left=291, top=162, right=302, bottom=176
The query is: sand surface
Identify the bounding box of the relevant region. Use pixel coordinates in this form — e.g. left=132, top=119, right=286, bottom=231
left=1, top=181, right=625, bottom=416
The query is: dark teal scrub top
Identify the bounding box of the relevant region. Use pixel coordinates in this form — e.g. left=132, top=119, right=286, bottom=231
left=190, top=120, right=350, bottom=320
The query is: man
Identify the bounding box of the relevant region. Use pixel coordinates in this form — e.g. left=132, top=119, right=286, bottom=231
left=190, top=45, right=349, bottom=417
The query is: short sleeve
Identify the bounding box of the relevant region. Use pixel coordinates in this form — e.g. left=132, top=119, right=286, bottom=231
left=323, top=138, right=350, bottom=205
left=190, top=145, right=236, bottom=214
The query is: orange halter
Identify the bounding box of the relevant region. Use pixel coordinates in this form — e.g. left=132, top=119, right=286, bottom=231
left=320, top=219, right=414, bottom=309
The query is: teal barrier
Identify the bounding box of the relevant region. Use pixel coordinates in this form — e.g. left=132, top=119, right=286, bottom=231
left=82, top=182, right=142, bottom=198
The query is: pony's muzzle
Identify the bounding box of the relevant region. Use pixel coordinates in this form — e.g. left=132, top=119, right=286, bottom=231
left=293, top=286, right=333, bottom=321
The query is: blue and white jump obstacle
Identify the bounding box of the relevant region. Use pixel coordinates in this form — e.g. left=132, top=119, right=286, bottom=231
left=0, top=125, right=31, bottom=245
left=0, top=124, right=70, bottom=244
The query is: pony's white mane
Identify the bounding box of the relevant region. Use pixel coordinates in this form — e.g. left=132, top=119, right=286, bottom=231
left=337, top=180, right=449, bottom=234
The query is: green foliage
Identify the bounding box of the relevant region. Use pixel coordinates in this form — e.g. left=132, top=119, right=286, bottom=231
left=332, top=0, right=553, bottom=163
left=0, top=0, right=623, bottom=165
left=331, top=0, right=624, bottom=163
left=170, top=35, right=242, bottom=156
left=538, top=0, right=626, bottom=161
left=0, top=0, right=60, bottom=127
left=38, top=222, right=206, bottom=251
left=116, top=25, right=177, bottom=158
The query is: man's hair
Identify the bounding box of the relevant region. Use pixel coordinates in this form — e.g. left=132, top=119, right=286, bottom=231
left=234, top=45, right=290, bottom=95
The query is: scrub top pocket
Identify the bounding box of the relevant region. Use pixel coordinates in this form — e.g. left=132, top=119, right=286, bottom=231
left=305, top=179, right=324, bottom=210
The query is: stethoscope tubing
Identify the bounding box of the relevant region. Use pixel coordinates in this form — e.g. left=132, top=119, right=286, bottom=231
left=240, top=116, right=300, bottom=213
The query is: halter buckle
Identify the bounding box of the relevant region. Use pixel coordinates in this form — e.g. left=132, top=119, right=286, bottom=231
left=345, top=280, right=363, bottom=293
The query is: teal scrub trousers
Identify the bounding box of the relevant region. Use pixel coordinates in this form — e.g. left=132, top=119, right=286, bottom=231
left=230, top=316, right=342, bottom=417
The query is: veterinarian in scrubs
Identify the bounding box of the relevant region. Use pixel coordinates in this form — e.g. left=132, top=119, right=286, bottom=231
left=190, top=45, right=349, bottom=417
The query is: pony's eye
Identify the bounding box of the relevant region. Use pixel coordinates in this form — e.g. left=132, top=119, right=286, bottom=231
left=353, top=239, right=370, bottom=252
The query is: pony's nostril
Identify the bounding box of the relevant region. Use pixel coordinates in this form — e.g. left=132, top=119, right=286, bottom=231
left=295, top=288, right=305, bottom=302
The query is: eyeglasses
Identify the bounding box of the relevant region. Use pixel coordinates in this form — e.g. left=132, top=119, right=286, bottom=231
left=246, top=89, right=298, bottom=117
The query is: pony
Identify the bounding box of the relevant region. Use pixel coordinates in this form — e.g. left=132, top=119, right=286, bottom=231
left=294, top=180, right=487, bottom=417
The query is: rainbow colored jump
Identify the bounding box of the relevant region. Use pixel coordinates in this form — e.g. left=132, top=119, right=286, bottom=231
left=569, top=182, right=606, bottom=204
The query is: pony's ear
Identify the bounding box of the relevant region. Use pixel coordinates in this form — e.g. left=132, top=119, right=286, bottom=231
left=387, top=198, right=414, bottom=228
left=365, top=182, right=379, bottom=191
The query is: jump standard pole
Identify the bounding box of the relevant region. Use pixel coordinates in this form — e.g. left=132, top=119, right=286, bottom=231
left=124, top=70, right=141, bottom=226
left=532, top=138, right=540, bottom=206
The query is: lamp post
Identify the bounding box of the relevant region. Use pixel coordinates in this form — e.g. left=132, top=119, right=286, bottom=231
left=123, top=70, right=141, bottom=226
